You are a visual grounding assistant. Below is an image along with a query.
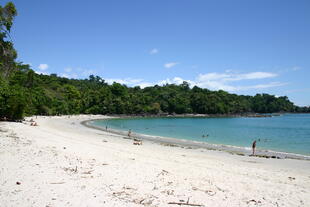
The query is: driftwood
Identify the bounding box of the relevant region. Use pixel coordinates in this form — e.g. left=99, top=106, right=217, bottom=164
left=50, top=182, right=65, bottom=184
left=168, top=202, right=204, bottom=206
left=168, top=198, right=204, bottom=206
left=82, top=170, right=94, bottom=174
left=63, top=166, right=78, bottom=173
left=246, top=199, right=261, bottom=204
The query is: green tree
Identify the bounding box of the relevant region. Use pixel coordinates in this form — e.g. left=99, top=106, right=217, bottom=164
left=0, top=2, right=17, bottom=79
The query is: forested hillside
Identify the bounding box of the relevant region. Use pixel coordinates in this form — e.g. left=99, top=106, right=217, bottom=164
left=0, top=2, right=309, bottom=120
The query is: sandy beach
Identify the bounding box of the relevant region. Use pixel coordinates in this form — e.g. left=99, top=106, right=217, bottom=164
left=1, top=115, right=310, bottom=207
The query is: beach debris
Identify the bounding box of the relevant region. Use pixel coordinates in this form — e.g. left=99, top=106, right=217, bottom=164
left=246, top=199, right=261, bottom=204
left=16, top=181, right=21, bottom=185
left=133, top=198, right=145, bottom=204
left=168, top=198, right=204, bottom=206
left=133, top=138, right=142, bottom=145
left=161, top=143, right=178, bottom=147
left=50, top=182, right=65, bottom=184
left=157, top=169, right=169, bottom=177
left=30, top=122, right=38, bottom=126
left=192, top=187, right=216, bottom=196
left=205, top=190, right=216, bottom=196
left=166, top=189, right=174, bottom=195
left=288, top=176, right=296, bottom=180
left=0, top=128, right=8, bottom=132
left=133, top=198, right=154, bottom=205
left=63, top=166, right=78, bottom=173
left=252, top=154, right=281, bottom=159
left=82, top=170, right=94, bottom=174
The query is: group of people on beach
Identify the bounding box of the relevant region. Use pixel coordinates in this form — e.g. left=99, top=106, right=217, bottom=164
left=107, top=126, right=259, bottom=156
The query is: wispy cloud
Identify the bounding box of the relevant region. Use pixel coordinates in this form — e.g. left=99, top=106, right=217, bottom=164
left=291, top=66, right=301, bottom=71
left=105, top=78, right=153, bottom=88
left=149, top=48, right=159, bottom=55
left=106, top=78, right=144, bottom=85
left=64, top=67, right=72, bottom=73
left=164, top=62, right=179, bottom=68
left=105, top=71, right=284, bottom=92
left=34, top=71, right=49, bottom=75
left=197, top=72, right=277, bottom=82
left=56, top=66, right=285, bottom=93
left=60, top=73, right=78, bottom=79
left=157, top=77, right=195, bottom=86
left=285, top=88, right=310, bottom=93
left=82, top=69, right=96, bottom=77
left=194, top=72, right=281, bottom=91
left=38, top=64, right=48, bottom=71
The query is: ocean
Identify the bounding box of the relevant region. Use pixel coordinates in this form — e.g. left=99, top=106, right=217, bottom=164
left=91, top=114, right=310, bottom=156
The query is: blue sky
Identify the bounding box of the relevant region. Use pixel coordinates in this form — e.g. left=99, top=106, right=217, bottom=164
left=7, top=0, right=310, bottom=106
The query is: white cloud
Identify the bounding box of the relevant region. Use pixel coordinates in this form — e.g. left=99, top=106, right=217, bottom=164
left=38, top=64, right=48, bottom=70
left=164, top=62, right=179, bottom=68
left=149, top=48, right=159, bottom=55
left=292, top=66, right=301, bottom=71
left=195, top=79, right=237, bottom=91
left=64, top=67, right=72, bottom=73
left=235, top=72, right=277, bottom=80
left=197, top=72, right=277, bottom=82
left=106, top=78, right=153, bottom=89
left=102, top=71, right=284, bottom=92
left=156, top=77, right=195, bottom=86
left=59, top=73, right=78, bottom=79
left=194, top=72, right=280, bottom=91
left=82, top=69, right=96, bottom=76
left=60, top=73, right=69, bottom=78
left=245, top=82, right=286, bottom=89
left=34, top=70, right=49, bottom=75
left=197, top=73, right=230, bottom=81
left=137, top=82, right=154, bottom=88
left=106, top=78, right=143, bottom=85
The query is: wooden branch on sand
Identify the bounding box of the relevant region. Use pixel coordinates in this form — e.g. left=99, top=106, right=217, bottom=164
left=50, top=182, right=65, bottom=184
left=168, top=198, right=204, bottom=206
left=168, top=202, right=204, bottom=206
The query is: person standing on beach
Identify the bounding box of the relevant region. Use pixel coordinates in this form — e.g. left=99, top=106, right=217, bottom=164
left=128, top=129, right=132, bottom=137
left=252, top=140, right=257, bottom=155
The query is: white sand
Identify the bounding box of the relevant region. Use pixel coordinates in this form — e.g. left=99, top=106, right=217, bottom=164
left=1, top=115, right=310, bottom=207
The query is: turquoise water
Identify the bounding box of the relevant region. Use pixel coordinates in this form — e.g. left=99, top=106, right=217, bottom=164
left=92, top=114, right=310, bottom=155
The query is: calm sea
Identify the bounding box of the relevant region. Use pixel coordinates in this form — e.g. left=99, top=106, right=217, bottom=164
left=92, top=114, right=310, bottom=156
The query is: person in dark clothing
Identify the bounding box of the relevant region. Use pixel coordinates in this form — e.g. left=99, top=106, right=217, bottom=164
left=252, top=140, right=257, bottom=155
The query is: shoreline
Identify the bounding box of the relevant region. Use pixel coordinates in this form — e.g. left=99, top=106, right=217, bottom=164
left=102, top=112, right=278, bottom=118
left=82, top=118, right=310, bottom=161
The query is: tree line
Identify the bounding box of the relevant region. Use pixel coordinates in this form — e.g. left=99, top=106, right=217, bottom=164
left=1, top=2, right=309, bottom=120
